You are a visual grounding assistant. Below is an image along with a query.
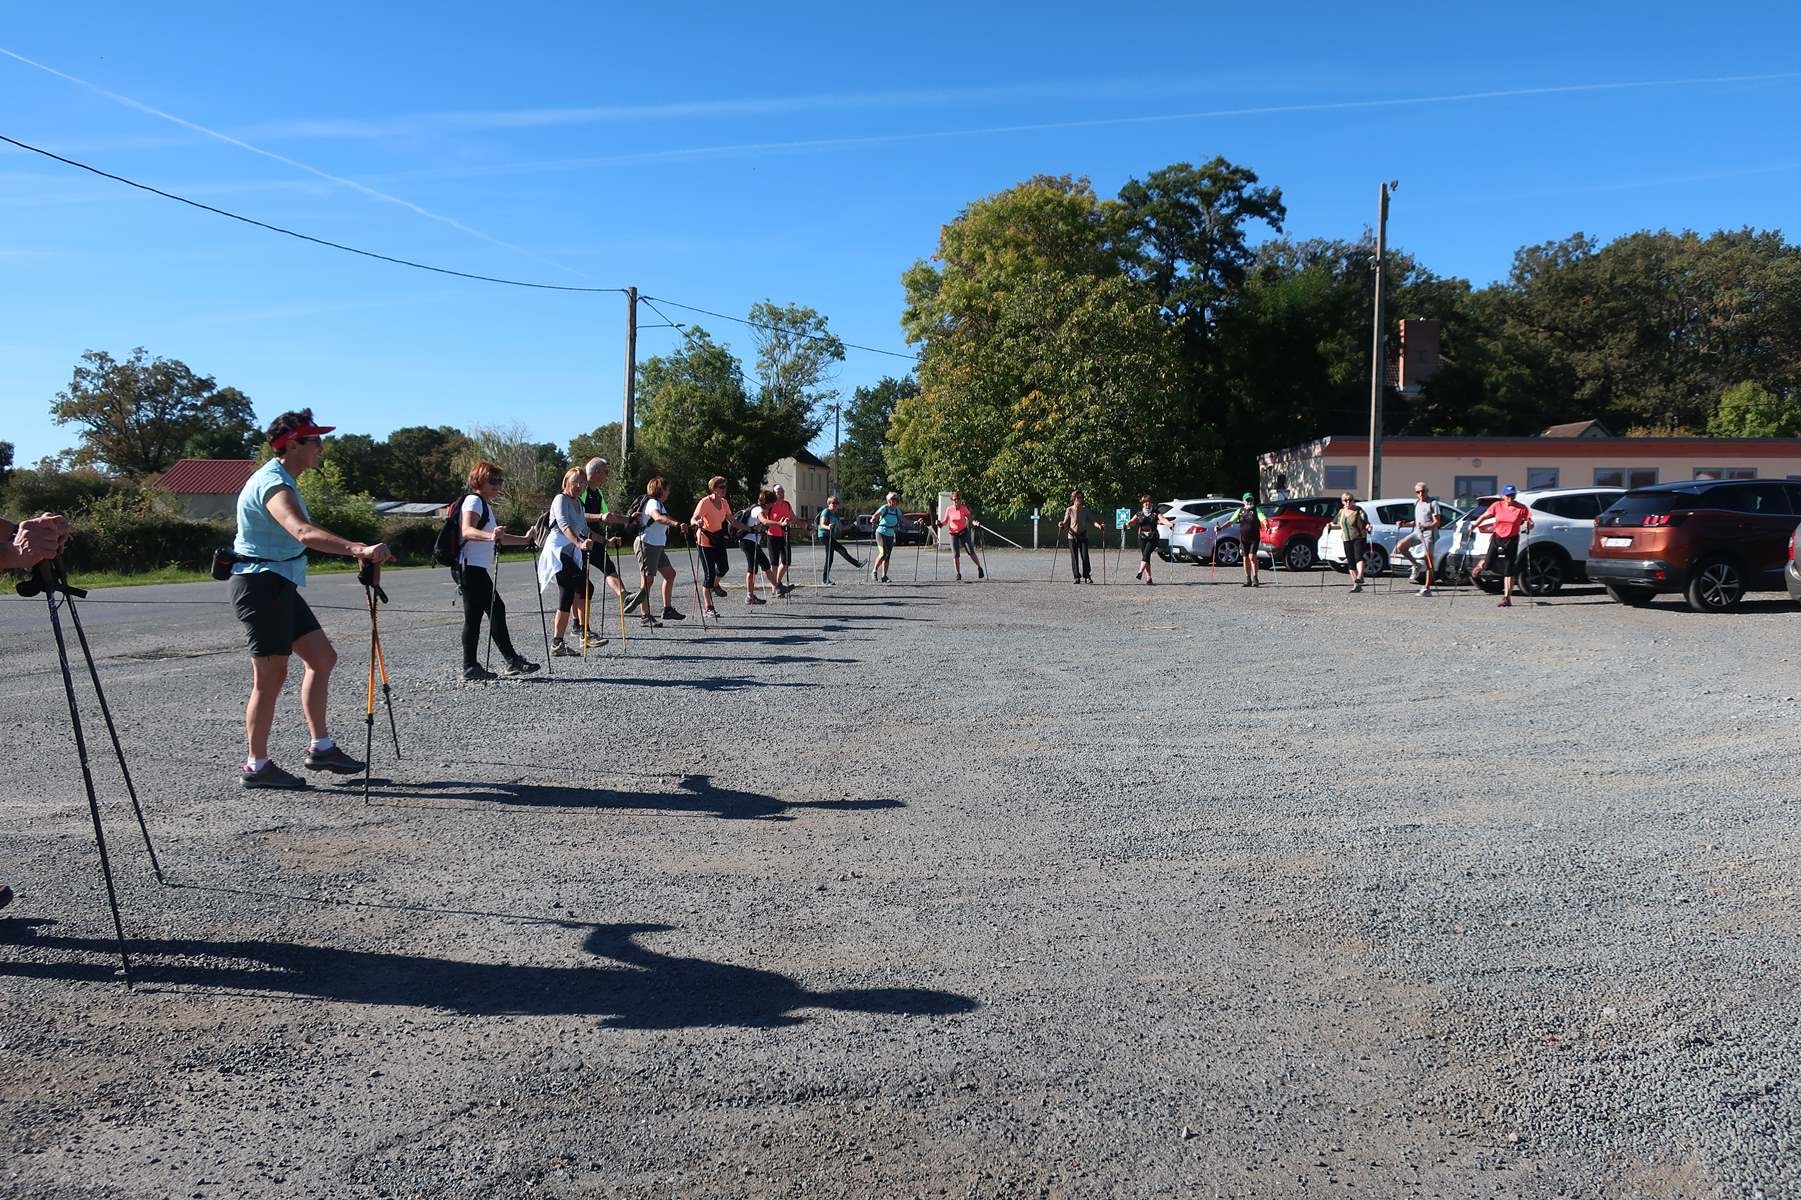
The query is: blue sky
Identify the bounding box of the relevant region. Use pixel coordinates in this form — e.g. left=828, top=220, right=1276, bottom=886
left=4, top=2, right=1799, bottom=470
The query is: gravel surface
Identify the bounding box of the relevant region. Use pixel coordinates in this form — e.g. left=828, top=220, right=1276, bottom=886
left=2, top=547, right=1797, bottom=1199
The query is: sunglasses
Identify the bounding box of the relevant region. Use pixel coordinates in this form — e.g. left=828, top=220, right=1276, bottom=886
left=292, top=435, right=323, bottom=447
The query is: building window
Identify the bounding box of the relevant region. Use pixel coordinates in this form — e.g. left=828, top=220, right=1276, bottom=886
left=1594, top=467, right=1658, bottom=489
left=1323, top=464, right=1356, bottom=489
left=1454, top=475, right=1497, bottom=500
left=800, top=505, right=810, bottom=520
left=1693, top=467, right=1756, bottom=481
left=1525, top=467, right=1559, bottom=490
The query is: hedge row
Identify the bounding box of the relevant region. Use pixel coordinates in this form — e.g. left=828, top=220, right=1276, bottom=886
left=53, top=513, right=445, bottom=575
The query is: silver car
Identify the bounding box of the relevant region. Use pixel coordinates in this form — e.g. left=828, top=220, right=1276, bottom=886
left=1451, top=487, right=1625, bottom=595
left=1158, top=497, right=1242, bottom=563
left=1316, top=498, right=1467, bottom=576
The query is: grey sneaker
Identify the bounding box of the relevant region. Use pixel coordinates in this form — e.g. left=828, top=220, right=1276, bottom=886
left=242, top=760, right=309, bottom=789
left=501, top=657, right=541, bottom=676
left=462, top=664, right=498, bottom=682
left=305, top=744, right=366, bottom=774
left=550, top=639, right=581, bottom=657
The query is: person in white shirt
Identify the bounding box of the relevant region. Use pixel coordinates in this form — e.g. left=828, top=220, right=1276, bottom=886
left=540, top=466, right=604, bottom=656
left=631, top=477, right=688, bottom=625
left=457, top=461, right=540, bottom=681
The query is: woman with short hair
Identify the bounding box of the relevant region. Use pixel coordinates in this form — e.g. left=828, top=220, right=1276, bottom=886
left=690, top=475, right=738, bottom=619
left=871, top=491, right=903, bottom=583
left=816, top=495, right=862, bottom=585
left=457, top=460, right=540, bottom=681
left=739, top=488, right=781, bottom=605
left=230, top=409, right=393, bottom=789
left=1126, top=494, right=1173, bottom=584
left=539, top=465, right=604, bottom=655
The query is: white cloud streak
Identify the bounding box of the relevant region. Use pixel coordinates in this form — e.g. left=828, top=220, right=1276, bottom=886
left=0, top=45, right=585, bottom=277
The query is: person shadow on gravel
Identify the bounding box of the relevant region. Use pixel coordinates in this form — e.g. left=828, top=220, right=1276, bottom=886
left=360, top=774, right=903, bottom=822
left=0, top=919, right=976, bottom=1030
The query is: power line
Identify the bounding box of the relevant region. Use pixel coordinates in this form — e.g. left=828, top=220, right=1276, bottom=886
left=0, top=133, right=626, bottom=295
left=641, top=294, right=919, bottom=361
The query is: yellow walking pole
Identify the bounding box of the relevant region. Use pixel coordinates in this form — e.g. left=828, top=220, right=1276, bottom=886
left=581, top=556, right=592, bottom=656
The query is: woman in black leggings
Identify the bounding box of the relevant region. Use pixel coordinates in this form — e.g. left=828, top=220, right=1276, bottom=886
left=1126, top=494, right=1173, bottom=585
left=816, top=495, right=862, bottom=584
left=456, top=461, right=540, bottom=680
left=542, top=466, right=605, bottom=654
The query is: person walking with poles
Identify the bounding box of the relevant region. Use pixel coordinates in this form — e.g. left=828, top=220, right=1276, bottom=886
left=1335, top=492, right=1374, bottom=593
left=690, top=476, right=740, bottom=618
left=230, top=410, right=392, bottom=789
left=1474, top=485, right=1535, bottom=607
left=817, top=495, right=862, bottom=585
left=1059, top=490, right=1102, bottom=583
left=1393, top=480, right=1442, bottom=597
left=1126, top=495, right=1172, bottom=584
left=765, top=484, right=797, bottom=596
left=576, top=457, right=628, bottom=628
left=541, top=466, right=604, bottom=655
left=941, top=491, right=985, bottom=582
left=1231, top=493, right=1265, bottom=587
left=740, top=488, right=781, bottom=605
left=631, top=476, right=687, bottom=625
left=455, top=460, right=540, bottom=681
left=1, top=510, right=73, bottom=909
left=871, top=492, right=903, bottom=583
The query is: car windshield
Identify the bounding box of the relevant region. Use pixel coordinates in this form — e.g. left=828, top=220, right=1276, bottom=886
left=1605, top=491, right=1692, bottom=517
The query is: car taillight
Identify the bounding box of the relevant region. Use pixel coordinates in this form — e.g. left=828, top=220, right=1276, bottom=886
left=1790, top=532, right=1796, bottom=563
left=1643, top=512, right=1689, bottom=527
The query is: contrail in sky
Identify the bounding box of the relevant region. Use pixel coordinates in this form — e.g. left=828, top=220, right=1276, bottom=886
left=0, top=45, right=583, bottom=277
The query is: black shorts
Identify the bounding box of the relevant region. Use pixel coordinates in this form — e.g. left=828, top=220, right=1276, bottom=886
left=767, top=537, right=792, bottom=567
left=740, top=539, right=770, bottom=571
left=229, top=571, right=322, bottom=657
left=1490, top=535, right=1521, bottom=577
left=1140, top=537, right=1160, bottom=562
left=1343, top=536, right=1368, bottom=566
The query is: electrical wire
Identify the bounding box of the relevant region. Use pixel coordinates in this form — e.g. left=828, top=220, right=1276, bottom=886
left=0, top=133, right=626, bottom=295
left=642, top=294, right=919, bottom=361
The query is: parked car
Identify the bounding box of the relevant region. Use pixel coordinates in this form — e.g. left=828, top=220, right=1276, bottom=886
left=1788, top=523, right=1801, bottom=605
left=1257, top=496, right=1336, bottom=570
left=1588, top=479, right=1801, bottom=611
left=1158, top=497, right=1241, bottom=562
left=853, top=512, right=929, bottom=545
left=1449, top=487, right=1625, bottom=595
left=1315, top=497, right=1469, bottom=576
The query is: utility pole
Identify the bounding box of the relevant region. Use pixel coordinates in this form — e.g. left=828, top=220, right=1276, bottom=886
left=621, top=286, right=638, bottom=467
left=1368, top=182, right=1395, bottom=500
left=831, top=403, right=841, bottom=500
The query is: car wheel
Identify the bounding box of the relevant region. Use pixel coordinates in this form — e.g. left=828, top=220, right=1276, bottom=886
left=1283, top=538, right=1314, bottom=571
left=1213, top=538, right=1242, bottom=567
left=1604, top=583, right=1654, bottom=607
left=1521, top=546, right=1568, bottom=596
left=1364, top=545, right=1389, bottom=577
left=1684, top=556, right=1745, bottom=612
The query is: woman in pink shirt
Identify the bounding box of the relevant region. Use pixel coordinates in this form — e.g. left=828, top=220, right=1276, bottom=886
left=940, top=491, right=985, bottom=581
left=764, top=485, right=796, bottom=596
left=1472, top=485, right=1536, bottom=607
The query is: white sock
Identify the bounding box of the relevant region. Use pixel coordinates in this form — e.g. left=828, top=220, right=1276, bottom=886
left=246, top=757, right=269, bottom=772
left=310, top=737, right=335, bottom=752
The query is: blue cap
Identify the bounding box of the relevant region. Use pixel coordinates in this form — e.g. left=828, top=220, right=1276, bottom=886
left=1502, top=484, right=1517, bottom=496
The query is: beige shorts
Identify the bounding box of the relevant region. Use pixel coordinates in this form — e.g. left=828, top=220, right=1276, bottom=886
left=634, top=539, right=669, bottom=576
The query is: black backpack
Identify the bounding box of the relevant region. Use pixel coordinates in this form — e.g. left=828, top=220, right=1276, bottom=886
left=433, top=494, right=491, bottom=570
left=732, top=505, right=757, bottom=541
left=620, top=493, right=651, bottom=539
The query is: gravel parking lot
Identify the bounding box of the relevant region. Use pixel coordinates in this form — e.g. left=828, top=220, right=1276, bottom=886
left=2, top=547, right=1797, bottom=1199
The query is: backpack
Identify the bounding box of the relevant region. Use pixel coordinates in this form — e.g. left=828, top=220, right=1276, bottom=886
left=620, top=493, right=651, bottom=539
left=433, top=494, right=491, bottom=569
left=732, top=505, right=758, bottom=541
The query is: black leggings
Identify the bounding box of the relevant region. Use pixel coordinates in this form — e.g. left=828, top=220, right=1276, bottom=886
left=1068, top=535, right=1091, bottom=579
left=767, top=537, right=792, bottom=567
left=740, top=539, right=771, bottom=572
left=821, top=534, right=860, bottom=579
left=699, top=541, right=730, bottom=590
left=951, top=529, right=978, bottom=560
left=555, top=558, right=585, bottom=615
left=1140, top=537, right=1159, bottom=564
left=460, top=565, right=519, bottom=668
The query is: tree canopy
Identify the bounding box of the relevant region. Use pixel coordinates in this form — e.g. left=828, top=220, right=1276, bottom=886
left=51, top=348, right=258, bottom=477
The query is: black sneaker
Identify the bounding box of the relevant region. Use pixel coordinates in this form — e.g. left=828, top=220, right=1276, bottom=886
left=305, top=744, right=365, bottom=774
left=747, top=594, right=767, bottom=606
left=639, top=614, right=662, bottom=628
left=622, top=589, right=644, bottom=614
left=500, top=657, right=541, bottom=676
left=0, top=884, right=12, bottom=911
left=462, top=664, right=498, bottom=682
left=242, top=760, right=309, bottom=789
left=710, top=585, right=728, bottom=599
left=977, top=566, right=985, bottom=579
left=551, top=639, right=581, bottom=657
left=661, top=607, right=687, bottom=621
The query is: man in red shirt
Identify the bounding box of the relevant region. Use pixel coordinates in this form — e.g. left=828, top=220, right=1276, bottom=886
left=764, top=484, right=796, bottom=596
left=1473, top=485, right=1535, bottom=607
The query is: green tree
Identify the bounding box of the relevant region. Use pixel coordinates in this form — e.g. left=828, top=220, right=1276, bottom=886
left=51, top=348, right=258, bottom=477
left=324, top=432, right=384, bottom=496
left=567, top=422, right=623, bottom=469
left=636, top=329, right=759, bottom=507
left=837, top=376, right=915, bottom=502
left=456, top=423, right=567, bottom=525
left=295, top=457, right=379, bottom=545
left=0, top=441, right=12, bottom=491
left=1709, top=380, right=1801, bottom=437
left=379, top=425, right=474, bottom=501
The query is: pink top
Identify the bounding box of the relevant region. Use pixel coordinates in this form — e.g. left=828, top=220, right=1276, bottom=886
left=944, top=503, right=971, bottom=533
left=765, top=499, right=794, bottom=538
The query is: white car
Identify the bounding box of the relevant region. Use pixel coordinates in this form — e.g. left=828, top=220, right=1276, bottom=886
left=1316, top=497, right=1468, bottom=576
left=1450, top=486, right=1625, bottom=595
left=1158, top=497, right=1242, bottom=562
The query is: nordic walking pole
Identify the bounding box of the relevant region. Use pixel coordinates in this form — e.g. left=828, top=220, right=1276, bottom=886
left=483, top=545, right=500, bottom=670
left=20, top=560, right=135, bottom=985
left=532, top=546, right=553, bottom=673
left=682, top=529, right=707, bottom=630
left=359, top=561, right=382, bottom=805
left=54, top=566, right=163, bottom=882
left=581, top=554, right=592, bottom=656
left=1047, top=522, right=1065, bottom=581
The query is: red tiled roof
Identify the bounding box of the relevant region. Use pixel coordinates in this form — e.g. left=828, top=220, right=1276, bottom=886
left=157, top=458, right=259, bottom=495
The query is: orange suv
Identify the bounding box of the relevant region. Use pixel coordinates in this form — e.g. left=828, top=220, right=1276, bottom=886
left=1589, top=479, right=1801, bottom=612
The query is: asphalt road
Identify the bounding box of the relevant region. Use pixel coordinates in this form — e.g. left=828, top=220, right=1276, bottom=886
left=2, top=547, right=1797, bottom=1199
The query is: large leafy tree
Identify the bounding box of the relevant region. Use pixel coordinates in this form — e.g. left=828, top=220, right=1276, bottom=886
left=51, top=348, right=258, bottom=477
left=567, top=422, right=623, bottom=469
left=379, top=425, right=474, bottom=501
left=1709, top=380, right=1801, bottom=438
left=323, top=432, right=384, bottom=496
left=836, top=376, right=915, bottom=502
left=636, top=329, right=761, bottom=507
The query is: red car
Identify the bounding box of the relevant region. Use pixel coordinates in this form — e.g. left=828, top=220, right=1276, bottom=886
left=1258, top=496, right=1336, bottom=570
